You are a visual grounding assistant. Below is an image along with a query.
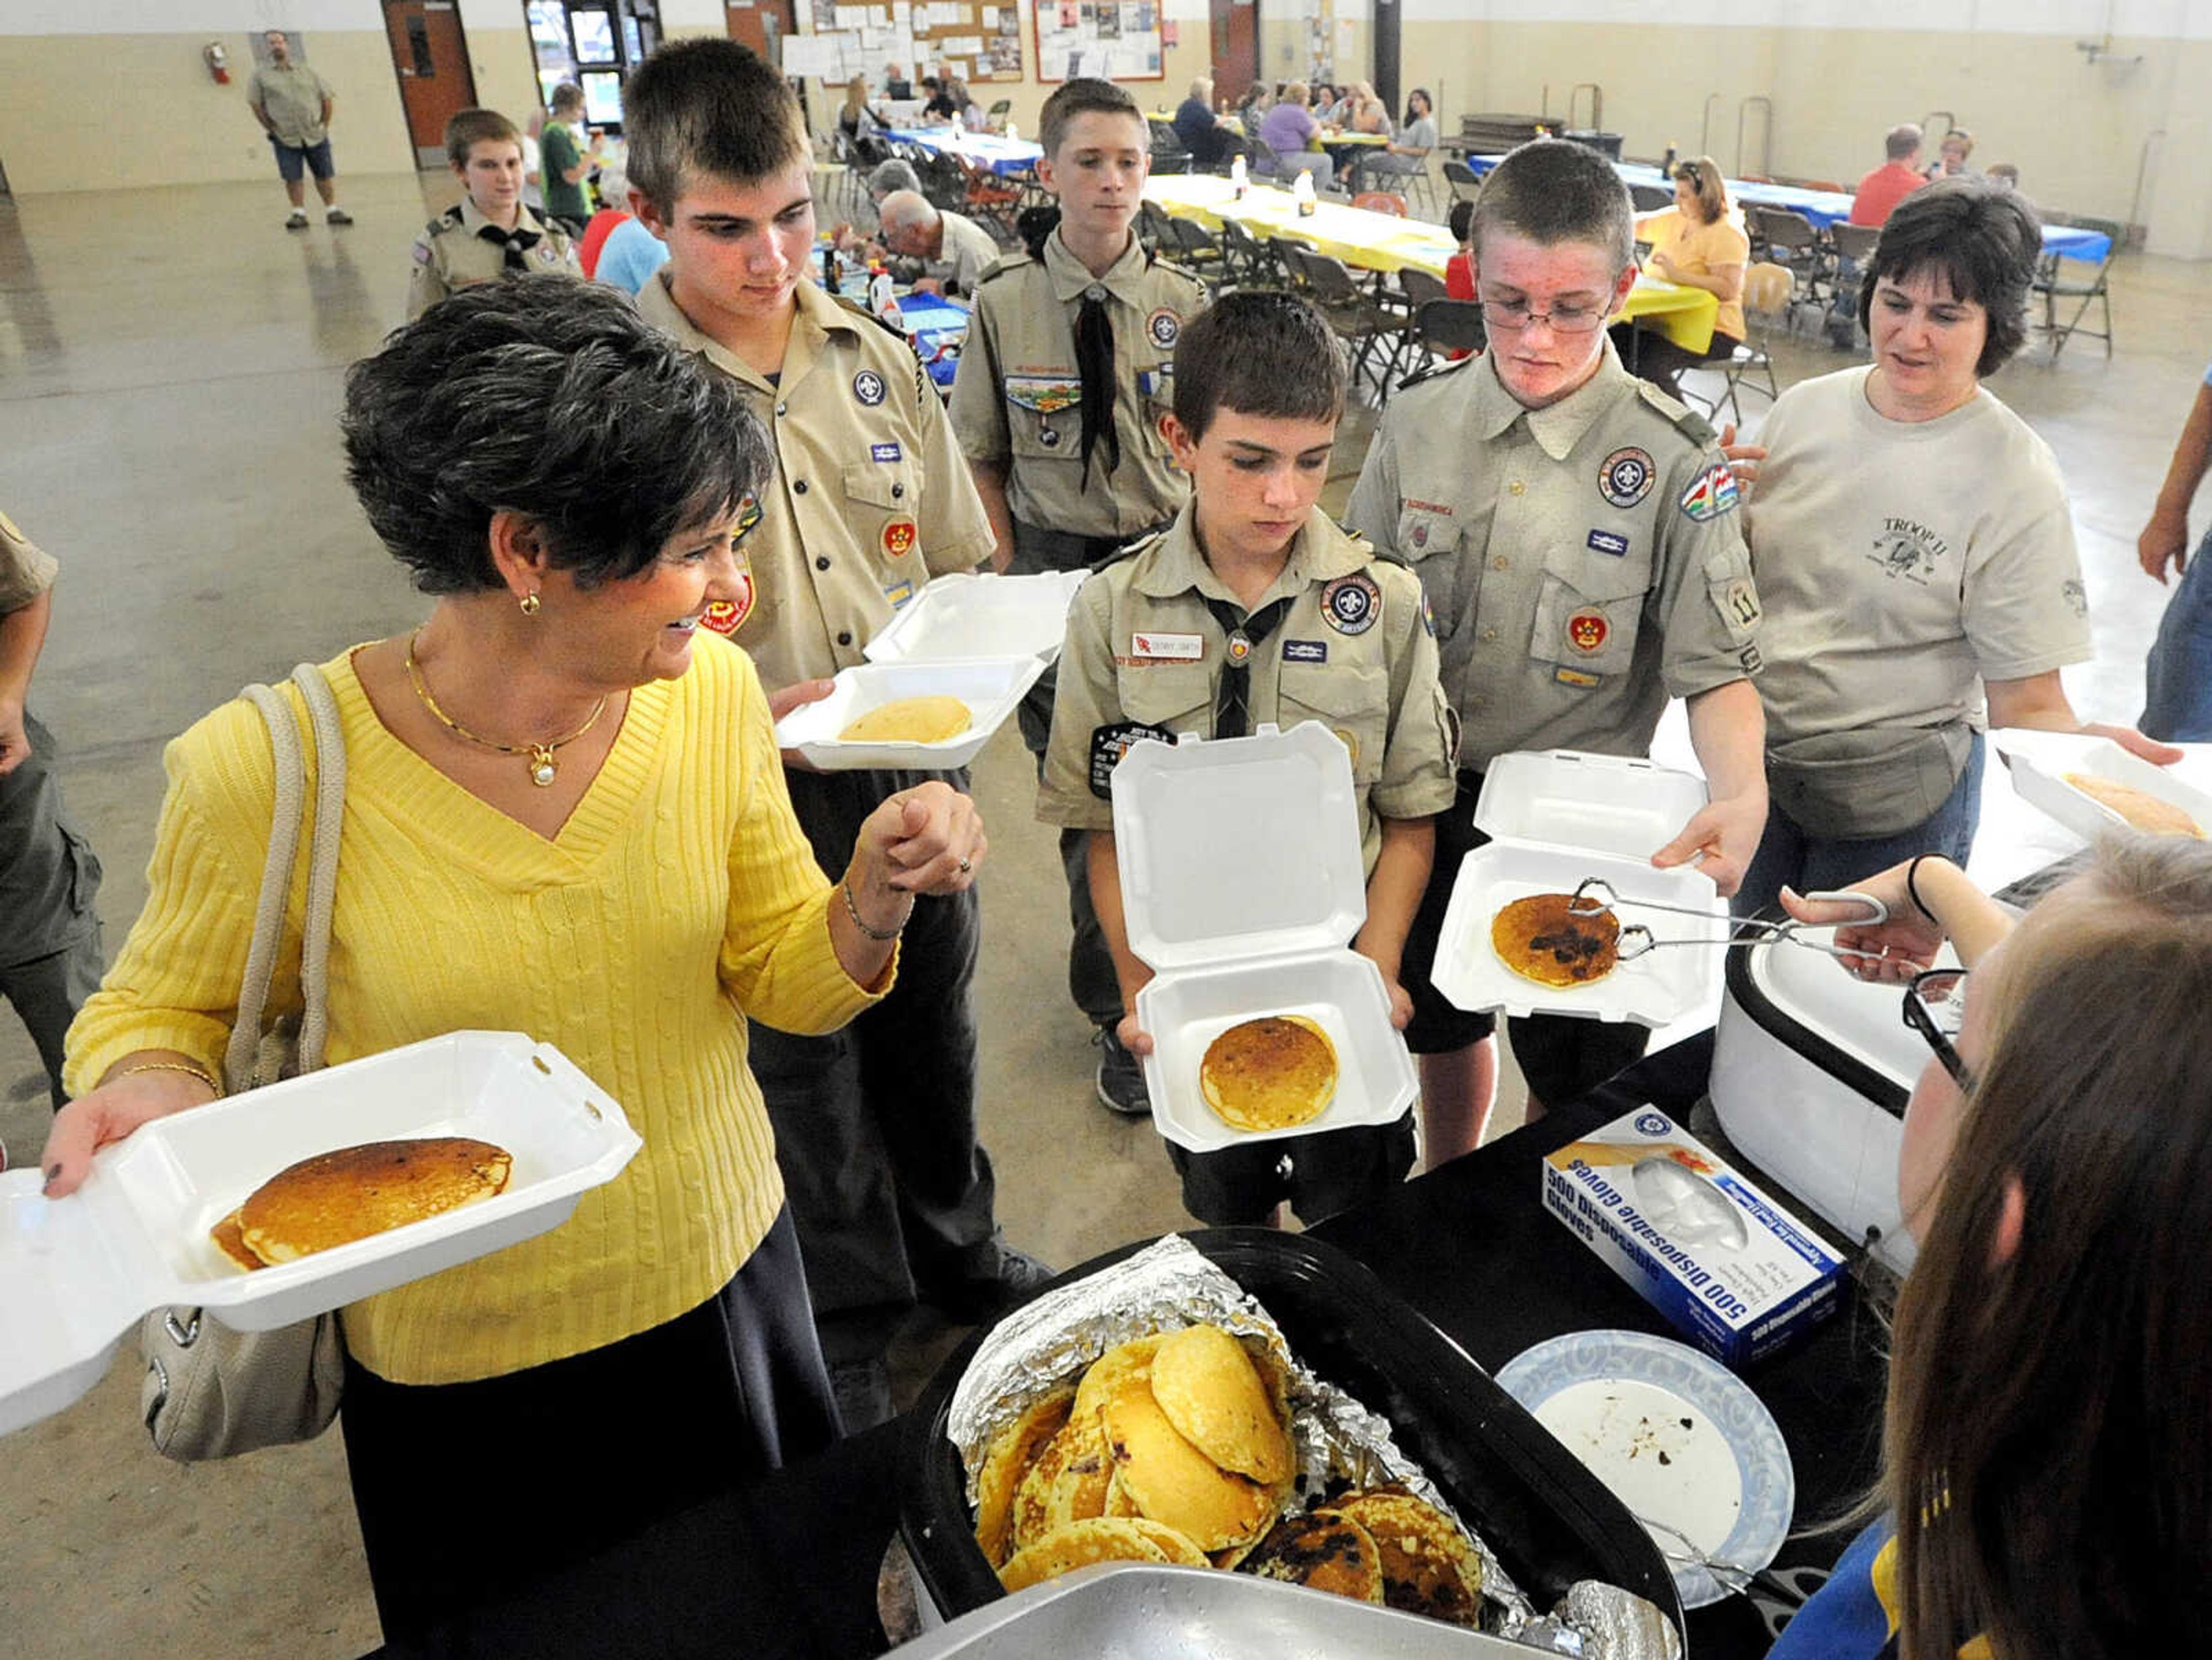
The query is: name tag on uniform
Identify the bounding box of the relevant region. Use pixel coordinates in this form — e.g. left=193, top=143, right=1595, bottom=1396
left=1131, top=631, right=1203, bottom=661
left=1283, top=639, right=1328, bottom=664
left=1554, top=666, right=1601, bottom=689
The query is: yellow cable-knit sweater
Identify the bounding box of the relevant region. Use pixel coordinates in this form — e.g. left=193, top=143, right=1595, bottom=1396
left=66, top=636, right=887, bottom=1385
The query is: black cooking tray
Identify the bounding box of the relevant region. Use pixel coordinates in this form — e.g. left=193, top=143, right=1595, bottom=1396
left=898, top=1227, right=1685, bottom=1642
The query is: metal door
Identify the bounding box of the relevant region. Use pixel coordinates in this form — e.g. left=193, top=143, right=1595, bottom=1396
left=1211, top=0, right=1256, bottom=105
left=726, top=0, right=798, bottom=66
left=384, top=0, right=478, bottom=168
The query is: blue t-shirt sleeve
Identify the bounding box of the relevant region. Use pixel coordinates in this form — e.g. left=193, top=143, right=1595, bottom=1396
left=2202, top=359, right=2212, bottom=386
left=594, top=219, right=671, bottom=296
left=1767, top=1516, right=1899, bottom=1660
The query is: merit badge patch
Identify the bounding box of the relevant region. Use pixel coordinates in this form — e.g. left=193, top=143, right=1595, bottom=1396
left=870, top=441, right=903, bottom=463
left=1599, top=447, right=1657, bottom=509
left=882, top=518, right=918, bottom=558
left=1566, top=609, right=1609, bottom=654
left=1678, top=461, right=1741, bottom=522
left=852, top=369, right=888, bottom=408
left=1088, top=721, right=1175, bottom=799
left=1146, top=308, right=1180, bottom=350
left=1004, top=375, right=1081, bottom=414
left=702, top=567, right=756, bottom=636
left=1283, top=638, right=1327, bottom=664
left=1321, top=571, right=1382, bottom=636
left=1586, top=528, right=1630, bottom=557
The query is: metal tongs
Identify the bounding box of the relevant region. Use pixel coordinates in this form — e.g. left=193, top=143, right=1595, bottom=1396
left=1566, top=877, right=1888, bottom=964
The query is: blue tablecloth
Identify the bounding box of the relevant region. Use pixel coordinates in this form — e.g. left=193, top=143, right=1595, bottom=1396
left=819, top=268, right=968, bottom=389
left=884, top=127, right=1043, bottom=176
left=1471, top=153, right=2112, bottom=259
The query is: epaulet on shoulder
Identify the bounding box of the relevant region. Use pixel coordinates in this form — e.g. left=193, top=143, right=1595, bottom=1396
left=426, top=204, right=464, bottom=234
left=1634, top=378, right=1718, bottom=447
left=834, top=293, right=912, bottom=344
left=975, top=251, right=1035, bottom=286
left=1149, top=254, right=1205, bottom=290
left=1091, top=528, right=1162, bottom=573
left=1393, top=353, right=1476, bottom=395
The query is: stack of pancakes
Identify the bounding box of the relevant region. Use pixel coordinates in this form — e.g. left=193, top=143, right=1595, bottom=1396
left=972, top=1323, right=1484, bottom=1626
left=1199, top=1016, right=1339, bottom=1133
left=1491, top=892, right=1622, bottom=988
left=209, top=1136, right=513, bottom=1271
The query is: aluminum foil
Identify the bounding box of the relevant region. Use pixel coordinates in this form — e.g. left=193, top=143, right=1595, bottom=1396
left=945, top=1234, right=1680, bottom=1658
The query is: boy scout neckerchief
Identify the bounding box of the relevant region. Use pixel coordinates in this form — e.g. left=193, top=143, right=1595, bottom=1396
left=477, top=223, right=543, bottom=272
left=1021, top=207, right=1122, bottom=490
left=1202, top=595, right=1292, bottom=737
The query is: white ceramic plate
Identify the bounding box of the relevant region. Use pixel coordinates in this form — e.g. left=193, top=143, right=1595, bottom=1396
left=1497, top=1329, right=1794, bottom=1609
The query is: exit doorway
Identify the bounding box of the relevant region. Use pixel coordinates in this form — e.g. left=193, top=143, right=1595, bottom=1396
left=382, top=1, right=480, bottom=169
left=1211, top=0, right=1256, bottom=108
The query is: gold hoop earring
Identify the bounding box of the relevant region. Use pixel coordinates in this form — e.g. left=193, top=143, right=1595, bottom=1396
left=520, top=592, right=541, bottom=617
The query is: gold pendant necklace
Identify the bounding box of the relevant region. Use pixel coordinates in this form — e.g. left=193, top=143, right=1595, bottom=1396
left=405, top=630, right=607, bottom=787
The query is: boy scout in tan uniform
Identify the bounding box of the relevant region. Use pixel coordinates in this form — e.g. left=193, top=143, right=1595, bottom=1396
left=948, top=77, right=1202, bottom=1104
left=1344, top=138, right=1766, bottom=1151
left=408, top=199, right=581, bottom=320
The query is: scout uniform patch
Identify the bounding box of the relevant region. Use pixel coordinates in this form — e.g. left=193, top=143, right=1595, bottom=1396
left=853, top=370, right=888, bottom=407
left=703, top=565, right=756, bottom=635
left=1678, top=462, right=1740, bottom=521
left=1004, top=374, right=1082, bottom=414
left=882, top=518, right=918, bottom=558
left=1088, top=719, right=1175, bottom=798
left=1146, top=308, right=1180, bottom=348
left=1599, top=447, right=1657, bottom=508
left=1566, top=609, right=1609, bottom=654
left=1321, top=571, right=1381, bottom=636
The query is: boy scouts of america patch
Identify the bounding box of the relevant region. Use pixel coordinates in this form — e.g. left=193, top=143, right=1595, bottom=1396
left=1322, top=571, right=1381, bottom=635
left=1599, top=447, right=1656, bottom=507
left=882, top=518, right=918, bottom=558
left=853, top=369, right=888, bottom=407
left=1146, top=308, right=1180, bottom=349
left=702, top=566, right=756, bottom=635
left=1004, top=374, right=1081, bottom=414
left=1678, top=461, right=1740, bottom=521
left=1566, top=609, right=1608, bottom=653
left=1088, top=721, right=1174, bottom=799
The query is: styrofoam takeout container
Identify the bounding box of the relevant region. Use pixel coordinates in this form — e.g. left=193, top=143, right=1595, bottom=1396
left=1431, top=750, right=1724, bottom=1028
left=0, top=1032, right=640, bottom=1439
left=1113, top=722, right=1418, bottom=1151
left=1990, top=727, right=2212, bottom=844
left=774, top=571, right=1085, bottom=771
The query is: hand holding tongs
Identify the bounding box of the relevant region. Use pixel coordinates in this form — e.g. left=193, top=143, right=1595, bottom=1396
left=1567, top=877, right=1889, bottom=964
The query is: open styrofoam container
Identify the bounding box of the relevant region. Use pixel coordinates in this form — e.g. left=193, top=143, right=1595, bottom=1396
left=1431, top=749, right=1724, bottom=1027
left=1113, top=722, right=1417, bottom=1153
left=0, top=1032, right=639, bottom=1440
left=1991, top=727, right=2212, bottom=844
left=863, top=570, right=1088, bottom=667
left=774, top=657, right=1049, bottom=772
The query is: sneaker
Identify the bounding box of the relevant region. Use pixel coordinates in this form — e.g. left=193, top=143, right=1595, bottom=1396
left=324, top=207, right=353, bottom=226
left=285, top=209, right=309, bottom=230
left=1094, top=1025, right=1152, bottom=1116
left=933, top=1245, right=1056, bottom=1325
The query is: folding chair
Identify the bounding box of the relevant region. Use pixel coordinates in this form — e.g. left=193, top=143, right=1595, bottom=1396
left=959, top=156, right=1024, bottom=241
left=1267, top=236, right=1315, bottom=293
left=1164, top=214, right=1228, bottom=286
left=1411, top=298, right=1487, bottom=362
left=1383, top=266, right=1451, bottom=383
left=1290, top=248, right=1399, bottom=400
left=1824, top=220, right=1880, bottom=332
left=1147, top=119, right=1194, bottom=176
left=1217, top=217, right=1276, bottom=287
left=1137, top=198, right=1176, bottom=255
left=1402, top=158, right=1445, bottom=222
left=1685, top=261, right=1790, bottom=426
left=1352, top=191, right=1408, bottom=218
left=1746, top=204, right=1829, bottom=309
left=985, top=98, right=1012, bottom=134
left=1443, top=159, right=1484, bottom=207
left=1628, top=183, right=1674, bottom=213
left=2033, top=215, right=2120, bottom=361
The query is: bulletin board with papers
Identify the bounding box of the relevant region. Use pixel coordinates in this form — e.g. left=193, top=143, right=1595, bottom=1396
left=788, top=0, right=1026, bottom=87
left=1032, top=0, right=1164, bottom=81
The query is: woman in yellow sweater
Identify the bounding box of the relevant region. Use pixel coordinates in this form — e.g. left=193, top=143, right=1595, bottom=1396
left=39, top=276, right=989, bottom=1641
left=1622, top=156, right=1750, bottom=403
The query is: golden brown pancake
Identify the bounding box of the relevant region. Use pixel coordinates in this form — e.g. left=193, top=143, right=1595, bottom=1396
left=1149, top=1324, right=1293, bottom=1484
left=2062, top=772, right=2205, bottom=838
left=236, top=1137, right=513, bottom=1265
left=974, top=1390, right=1073, bottom=1567
left=997, top=1518, right=1179, bottom=1593
left=1123, top=1518, right=1210, bottom=1566
left=1071, top=1334, right=1163, bottom=1424
left=1012, top=1409, right=1115, bottom=1548
left=1101, top=1375, right=1274, bottom=1552
left=1330, top=1486, right=1485, bottom=1626
left=1243, top=1510, right=1386, bottom=1603
left=209, top=1208, right=266, bottom=1272
left=1199, top=1016, right=1338, bottom=1134
left=1492, top=892, right=1622, bottom=988
left=837, top=694, right=971, bottom=744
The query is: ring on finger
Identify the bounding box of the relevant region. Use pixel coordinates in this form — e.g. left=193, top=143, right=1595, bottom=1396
left=957, top=856, right=972, bottom=874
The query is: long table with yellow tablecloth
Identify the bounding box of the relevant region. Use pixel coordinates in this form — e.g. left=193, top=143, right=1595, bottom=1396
left=1143, top=174, right=1720, bottom=352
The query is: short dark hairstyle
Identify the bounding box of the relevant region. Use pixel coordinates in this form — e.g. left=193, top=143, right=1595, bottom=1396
left=1172, top=290, right=1346, bottom=442
left=343, top=276, right=769, bottom=595
left=623, top=38, right=808, bottom=211
left=1469, top=137, right=1634, bottom=268
left=1448, top=196, right=1475, bottom=247
left=1855, top=176, right=2041, bottom=377
left=550, top=81, right=585, bottom=115
left=1039, top=77, right=1146, bottom=160
left=444, top=108, right=521, bottom=170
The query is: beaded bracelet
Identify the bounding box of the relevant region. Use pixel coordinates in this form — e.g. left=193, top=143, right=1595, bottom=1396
left=1905, top=854, right=1940, bottom=924
left=111, top=1060, right=224, bottom=1097
left=842, top=877, right=912, bottom=942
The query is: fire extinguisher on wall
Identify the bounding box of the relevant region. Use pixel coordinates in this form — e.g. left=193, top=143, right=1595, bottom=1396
left=203, top=41, right=230, bottom=85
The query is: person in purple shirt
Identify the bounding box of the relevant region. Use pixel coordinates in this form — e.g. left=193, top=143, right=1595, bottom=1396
left=1257, top=81, right=1333, bottom=190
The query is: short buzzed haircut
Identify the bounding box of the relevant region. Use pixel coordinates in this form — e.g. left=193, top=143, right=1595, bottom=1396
left=1469, top=137, right=1634, bottom=269
left=1039, top=77, right=1146, bottom=160
left=1885, top=123, right=1923, bottom=161
left=623, top=38, right=809, bottom=211
left=1172, top=290, right=1346, bottom=442
left=445, top=108, right=521, bottom=170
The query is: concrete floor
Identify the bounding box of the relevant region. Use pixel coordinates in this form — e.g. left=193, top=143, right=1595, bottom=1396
left=0, top=173, right=2204, bottom=1658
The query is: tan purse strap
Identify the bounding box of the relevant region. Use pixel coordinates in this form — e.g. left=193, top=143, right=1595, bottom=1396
left=290, top=662, right=347, bottom=1075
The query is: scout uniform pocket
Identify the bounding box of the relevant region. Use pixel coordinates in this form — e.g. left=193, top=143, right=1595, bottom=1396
left=1279, top=659, right=1389, bottom=785
left=1004, top=374, right=1083, bottom=459
left=1530, top=551, right=1646, bottom=681
left=840, top=463, right=922, bottom=569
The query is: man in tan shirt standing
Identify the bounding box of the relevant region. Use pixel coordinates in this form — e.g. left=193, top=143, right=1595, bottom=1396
left=245, top=29, right=353, bottom=230
left=624, top=40, right=1044, bottom=1425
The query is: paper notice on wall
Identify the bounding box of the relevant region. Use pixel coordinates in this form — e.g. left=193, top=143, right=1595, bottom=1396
left=944, top=33, right=983, bottom=52
left=781, top=33, right=837, bottom=75
left=944, top=56, right=969, bottom=77
left=835, top=4, right=866, bottom=24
